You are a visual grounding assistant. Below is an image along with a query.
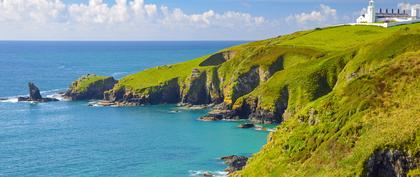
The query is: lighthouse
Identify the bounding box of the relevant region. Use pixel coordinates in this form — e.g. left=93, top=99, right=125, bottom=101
left=355, top=0, right=420, bottom=27
left=366, top=0, right=376, bottom=23
left=412, top=7, right=419, bottom=20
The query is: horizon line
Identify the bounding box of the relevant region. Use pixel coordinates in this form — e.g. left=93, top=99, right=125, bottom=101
left=0, top=40, right=255, bottom=42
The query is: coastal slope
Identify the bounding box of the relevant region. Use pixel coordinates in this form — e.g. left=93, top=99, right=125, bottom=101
left=67, top=23, right=420, bottom=176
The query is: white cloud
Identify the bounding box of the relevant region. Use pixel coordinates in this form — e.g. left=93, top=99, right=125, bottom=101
left=0, top=0, right=270, bottom=40
left=286, top=4, right=338, bottom=27
left=398, top=3, right=420, bottom=11
left=0, top=0, right=66, bottom=23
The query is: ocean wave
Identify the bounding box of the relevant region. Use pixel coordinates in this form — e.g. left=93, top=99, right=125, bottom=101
left=40, top=88, right=66, bottom=94
left=189, top=170, right=228, bottom=177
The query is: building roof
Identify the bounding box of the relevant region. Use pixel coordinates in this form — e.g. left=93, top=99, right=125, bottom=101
left=376, top=13, right=410, bottom=18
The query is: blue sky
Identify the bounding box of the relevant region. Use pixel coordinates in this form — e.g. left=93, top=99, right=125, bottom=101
left=60, top=0, right=416, bottom=17
left=0, top=0, right=419, bottom=40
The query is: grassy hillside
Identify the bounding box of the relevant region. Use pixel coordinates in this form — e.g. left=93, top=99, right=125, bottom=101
left=70, top=23, right=420, bottom=176
left=234, top=50, right=420, bottom=177
left=109, top=24, right=419, bottom=110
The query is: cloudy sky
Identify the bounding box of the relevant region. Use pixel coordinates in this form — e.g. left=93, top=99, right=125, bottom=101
left=0, top=0, right=419, bottom=40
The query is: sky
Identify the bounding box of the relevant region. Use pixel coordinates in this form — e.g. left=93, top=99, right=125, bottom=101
left=0, top=0, right=419, bottom=40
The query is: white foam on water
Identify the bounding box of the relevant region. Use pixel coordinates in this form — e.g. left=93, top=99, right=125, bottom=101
left=41, top=88, right=65, bottom=94
left=188, top=170, right=228, bottom=177
left=268, top=128, right=276, bottom=132
left=1, top=88, right=69, bottom=103
left=42, top=88, right=69, bottom=101
left=46, top=93, right=69, bottom=101
left=0, top=97, right=19, bottom=103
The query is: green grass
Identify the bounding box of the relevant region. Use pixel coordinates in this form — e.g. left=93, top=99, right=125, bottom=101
left=113, top=56, right=207, bottom=92
left=71, top=75, right=110, bottom=93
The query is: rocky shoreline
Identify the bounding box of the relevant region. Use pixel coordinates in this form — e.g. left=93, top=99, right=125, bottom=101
left=221, top=155, right=249, bottom=174
left=62, top=60, right=286, bottom=125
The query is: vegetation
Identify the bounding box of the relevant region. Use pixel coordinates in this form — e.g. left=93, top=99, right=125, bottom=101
left=70, top=74, right=110, bottom=93
left=234, top=51, right=420, bottom=176
left=112, top=57, right=207, bottom=92
left=74, top=23, right=420, bottom=176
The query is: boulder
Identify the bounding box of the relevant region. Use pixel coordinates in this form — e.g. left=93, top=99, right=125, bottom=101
left=220, top=155, right=248, bottom=173
left=238, top=123, right=255, bottom=129
left=202, top=172, right=214, bottom=177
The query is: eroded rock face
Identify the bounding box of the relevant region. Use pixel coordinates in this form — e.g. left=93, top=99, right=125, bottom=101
left=182, top=69, right=211, bottom=105
left=181, top=68, right=223, bottom=106
left=232, top=67, right=261, bottom=103
left=220, top=155, right=248, bottom=173
left=233, top=86, right=289, bottom=124
left=107, top=78, right=180, bottom=105
left=65, top=75, right=117, bottom=100
left=18, top=82, right=59, bottom=102
left=364, top=149, right=419, bottom=177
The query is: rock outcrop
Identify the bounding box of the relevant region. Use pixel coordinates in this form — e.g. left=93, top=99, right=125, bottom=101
left=181, top=69, right=211, bottom=105
left=18, top=82, right=59, bottom=102
left=181, top=68, right=223, bottom=105
left=238, top=123, right=255, bottom=129
left=364, top=149, right=419, bottom=177
left=220, top=155, right=248, bottom=173
left=106, top=78, right=180, bottom=105
left=64, top=74, right=117, bottom=100
left=199, top=103, right=238, bottom=121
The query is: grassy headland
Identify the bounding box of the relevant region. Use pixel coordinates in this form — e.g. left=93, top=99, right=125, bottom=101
left=69, top=23, right=420, bottom=176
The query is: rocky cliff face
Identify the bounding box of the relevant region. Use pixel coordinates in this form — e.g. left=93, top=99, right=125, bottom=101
left=67, top=49, right=333, bottom=124
left=106, top=78, right=180, bottom=105
left=64, top=75, right=117, bottom=100
left=363, top=149, right=419, bottom=177
left=181, top=69, right=211, bottom=105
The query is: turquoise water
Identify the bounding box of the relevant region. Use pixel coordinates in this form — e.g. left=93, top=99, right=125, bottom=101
left=0, top=42, right=269, bottom=176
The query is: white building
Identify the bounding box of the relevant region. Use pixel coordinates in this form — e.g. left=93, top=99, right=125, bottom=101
left=356, top=0, right=420, bottom=27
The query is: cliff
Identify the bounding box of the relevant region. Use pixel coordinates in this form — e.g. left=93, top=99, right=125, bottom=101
left=64, top=74, right=117, bottom=100
left=67, top=23, right=420, bottom=176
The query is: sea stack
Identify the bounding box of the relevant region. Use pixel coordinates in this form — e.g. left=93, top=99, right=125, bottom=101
left=18, top=82, right=59, bottom=102
left=28, top=82, right=42, bottom=100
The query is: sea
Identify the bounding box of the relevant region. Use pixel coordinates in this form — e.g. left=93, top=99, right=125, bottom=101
left=0, top=41, right=270, bottom=177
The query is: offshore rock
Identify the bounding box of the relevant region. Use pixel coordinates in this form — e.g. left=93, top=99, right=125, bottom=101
left=199, top=107, right=239, bottom=121
left=238, top=123, right=255, bottom=129
left=18, top=82, right=59, bottom=102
